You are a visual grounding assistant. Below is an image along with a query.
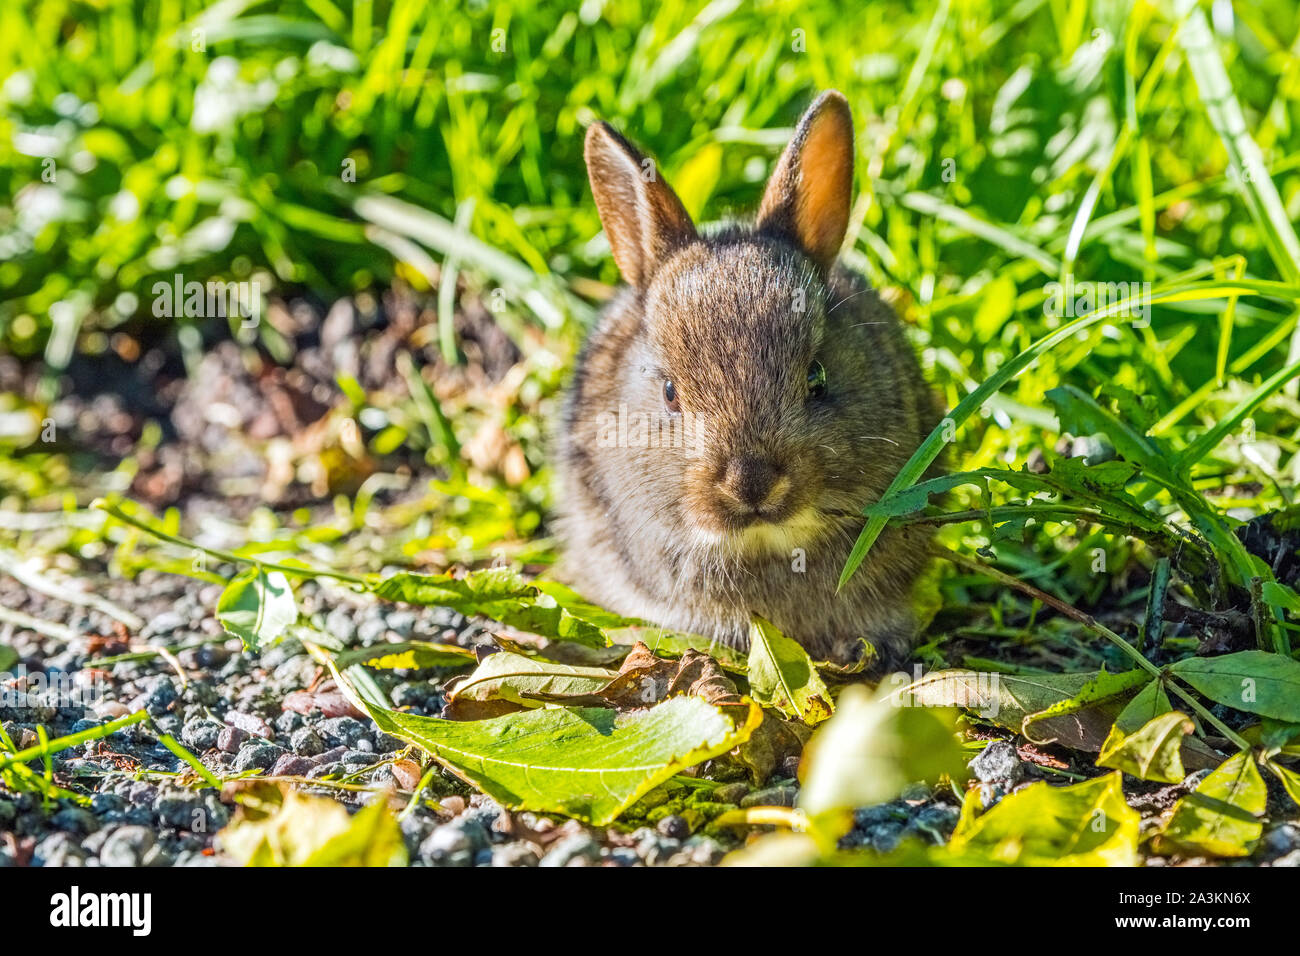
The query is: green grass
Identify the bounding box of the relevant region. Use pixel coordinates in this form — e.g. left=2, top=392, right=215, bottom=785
left=6, top=0, right=1300, bottom=655
left=10, top=1, right=1300, bottom=862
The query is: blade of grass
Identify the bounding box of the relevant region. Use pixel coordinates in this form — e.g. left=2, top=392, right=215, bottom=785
left=93, top=499, right=367, bottom=585
left=437, top=197, right=476, bottom=365
left=0, top=710, right=149, bottom=772
left=839, top=275, right=1300, bottom=588
left=1176, top=0, right=1300, bottom=396
left=1177, top=353, right=1300, bottom=468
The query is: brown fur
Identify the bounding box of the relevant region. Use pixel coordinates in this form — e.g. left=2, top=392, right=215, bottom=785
left=555, top=91, right=942, bottom=669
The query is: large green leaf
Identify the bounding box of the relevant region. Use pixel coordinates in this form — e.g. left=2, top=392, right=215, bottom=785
left=1096, top=711, right=1193, bottom=783
left=948, top=773, right=1140, bottom=866
left=445, top=651, right=617, bottom=706
left=1021, top=667, right=1151, bottom=743
left=364, top=694, right=761, bottom=824
left=216, top=566, right=297, bottom=651
left=1154, top=751, right=1265, bottom=858
left=370, top=568, right=608, bottom=647
left=746, top=617, right=832, bottom=725
left=1168, top=650, right=1300, bottom=721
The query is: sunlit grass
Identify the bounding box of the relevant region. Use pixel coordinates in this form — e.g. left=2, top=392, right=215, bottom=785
left=4, top=0, right=1300, bottom=635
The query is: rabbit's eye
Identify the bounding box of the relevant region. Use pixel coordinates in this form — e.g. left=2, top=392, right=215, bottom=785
left=807, top=361, right=827, bottom=399
left=663, top=380, right=681, bottom=413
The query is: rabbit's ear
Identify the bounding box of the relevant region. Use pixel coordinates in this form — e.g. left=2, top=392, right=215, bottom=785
left=585, top=121, right=697, bottom=288
left=756, top=91, right=855, bottom=272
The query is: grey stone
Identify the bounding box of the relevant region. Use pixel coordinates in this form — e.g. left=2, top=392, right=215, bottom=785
left=317, top=716, right=370, bottom=749
left=969, top=740, right=1024, bottom=785
left=290, top=726, right=325, bottom=756
left=420, top=819, right=489, bottom=866
left=181, top=718, right=223, bottom=751
left=540, top=832, right=602, bottom=867
left=492, top=843, right=540, bottom=867
left=99, top=826, right=156, bottom=867
left=656, top=814, right=691, bottom=840
left=232, top=742, right=286, bottom=773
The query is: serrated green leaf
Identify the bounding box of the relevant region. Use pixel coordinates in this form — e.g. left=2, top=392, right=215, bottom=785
left=361, top=693, right=761, bottom=825
left=1046, top=385, right=1178, bottom=481
left=862, top=460, right=1144, bottom=521
left=840, top=278, right=1300, bottom=589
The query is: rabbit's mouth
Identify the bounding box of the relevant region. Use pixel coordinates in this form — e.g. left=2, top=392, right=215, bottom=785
left=698, top=505, right=828, bottom=555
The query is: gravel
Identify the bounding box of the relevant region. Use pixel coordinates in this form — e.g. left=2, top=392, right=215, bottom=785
left=4, top=558, right=1286, bottom=870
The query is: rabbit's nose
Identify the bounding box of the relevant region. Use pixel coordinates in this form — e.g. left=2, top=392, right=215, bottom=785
left=717, top=455, right=787, bottom=513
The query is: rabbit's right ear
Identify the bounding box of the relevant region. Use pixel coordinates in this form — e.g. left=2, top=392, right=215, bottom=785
left=585, top=121, right=697, bottom=288
left=756, top=91, right=855, bottom=272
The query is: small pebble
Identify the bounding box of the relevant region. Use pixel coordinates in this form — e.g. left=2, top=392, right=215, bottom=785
left=290, top=726, right=325, bottom=756
left=656, top=814, right=692, bottom=840
left=216, top=726, right=249, bottom=753
left=492, top=844, right=541, bottom=867
left=232, top=742, right=286, bottom=773
left=181, top=718, right=223, bottom=751
left=540, top=832, right=602, bottom=867
left=99, top=826, right=156, bottom=867
left=969, top=740, right=1024, bottom=786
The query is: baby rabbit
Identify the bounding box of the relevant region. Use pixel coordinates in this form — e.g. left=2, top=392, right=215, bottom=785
left=556, top=91, right=942, bottom=670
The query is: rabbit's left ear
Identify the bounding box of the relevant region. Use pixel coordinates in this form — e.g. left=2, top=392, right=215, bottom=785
left=756, top=91, right=855, bottom=272
left=585, top=121, right=697, bottom=288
